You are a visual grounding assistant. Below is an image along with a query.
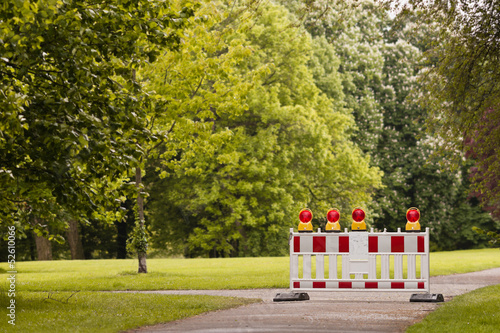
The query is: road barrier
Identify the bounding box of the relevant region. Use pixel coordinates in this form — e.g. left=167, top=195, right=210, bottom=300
left=289, top=227, right=430, bottom=293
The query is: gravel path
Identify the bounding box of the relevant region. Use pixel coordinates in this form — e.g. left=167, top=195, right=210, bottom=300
left=123, top=267, right=500, bottom=333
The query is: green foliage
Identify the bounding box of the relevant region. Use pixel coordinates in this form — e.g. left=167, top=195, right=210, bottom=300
left=127, top=221, right=149, bottom=254
left=374, top=19, right=498, bottom=249
left=401, top=0, right=500, bottom=137
left=145, top=0, right=382, bottom=257
left=0, top=0, right=194, bottom=230
left=283, top=0, right=499, bottom=249
left=390, top=0, right=500, bottom=217
left=4, top=0, right=496, bottom=259
left=473, top=227, right=500, bottom=247
left=283, top=0, right=386, bottom=154
left=465, top=109, right=500, bottom=221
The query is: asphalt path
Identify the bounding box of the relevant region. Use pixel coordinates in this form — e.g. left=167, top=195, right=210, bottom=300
left=124, top=267, right=500, bottom=333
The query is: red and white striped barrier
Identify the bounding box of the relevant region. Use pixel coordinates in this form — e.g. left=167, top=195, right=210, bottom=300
left=289, top=227, right=430, bottom=292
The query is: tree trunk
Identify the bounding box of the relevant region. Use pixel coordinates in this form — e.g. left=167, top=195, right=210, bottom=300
left=115, top=200, right=133, bottom=259
left=79, top=223, right=93, bottom=259
left=66, top=219, right=85, bottom=259
left=234, top=220, right=248, bottom=257
left=138, top=251, right=147, bottom=273
left=136, top=167, right=147, bottom=273
left=26, top=231, right=36, bottom=260
left=34, top=232, right=53, bottom=260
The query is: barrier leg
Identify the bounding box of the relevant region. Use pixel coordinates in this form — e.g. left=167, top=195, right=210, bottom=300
left=290, top=254, right=298, bottom=289
left=421, top=255, right=428, bottom=278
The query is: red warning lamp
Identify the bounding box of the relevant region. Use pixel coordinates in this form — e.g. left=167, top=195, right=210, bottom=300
left=351, top=207, right=366, bottom=231
left=327, top=209, right=340, bottom=223
left=326, top=208, right=341, bottom=232
left=405, top=207, right=421, bottom=232
left=298, top=209, right=313, bottom=232
left=299, top=209, right=313, bottom=223
left=352, top=208, right=365, bottom=222
left=406, top=209, right=420, bottom=222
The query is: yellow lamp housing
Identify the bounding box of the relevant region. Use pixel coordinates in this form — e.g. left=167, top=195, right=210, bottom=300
left=298, top=208, right=313, bottom=233
left=405, top=207, right=421, bottom=232
left=351, top=207, right=367, bottom=231
left=325, top=208, right=341, bottom=232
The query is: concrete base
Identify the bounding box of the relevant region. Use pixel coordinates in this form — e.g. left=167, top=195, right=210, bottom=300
left=410, top=293, right=444, bottom=302
left=273, top=292, right=310, bottom=302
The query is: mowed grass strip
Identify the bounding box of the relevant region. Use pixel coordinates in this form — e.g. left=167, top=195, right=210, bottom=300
left=407, top=284, right=500, bottom=333
left=430, top=248, right=500, bottom=276
left=0, top=291, right=259, bottom=333
left=2, top=257, right=289, bottom=291
left=1, top=249, right=499, bottom=292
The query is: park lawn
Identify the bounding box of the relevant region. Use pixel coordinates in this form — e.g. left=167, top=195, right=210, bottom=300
left=0, top=291, right=259, bottom=333
left=0, top=249, right=498, bottom=332
left=0, top=248, right=499, bottom=291
left=407, top=284, right=500, bottom=333
left=4, top=257, right=289, bottom=291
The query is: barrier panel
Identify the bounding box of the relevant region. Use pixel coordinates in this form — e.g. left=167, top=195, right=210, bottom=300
left=289, top=227, right=430, bottom=293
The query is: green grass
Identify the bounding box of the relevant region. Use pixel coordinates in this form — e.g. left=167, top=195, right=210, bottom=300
left=2, top=257, right=289, bottom=291
left=0, top=291, right=258, bottom=333
left=407, top=284, right=500, bottom=333
left=1, top=248, right=498, bottom=292
left=430, top=248, right=500, bottom=276
left=0, top=248, right=498, bottom=333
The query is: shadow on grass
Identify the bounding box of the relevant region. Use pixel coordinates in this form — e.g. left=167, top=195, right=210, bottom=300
left=116, top=271, right=170, bottom=277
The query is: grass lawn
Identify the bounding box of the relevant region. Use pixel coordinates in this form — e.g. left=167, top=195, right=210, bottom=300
left=0, top=248, right=498, bottom=291
left=407, top=284, right=500, bottom=333
left=4, top=257, right=289, bottom=291
left=0, top=248, right=498, bottom=332
left=0, top=291, right=258, bottom=333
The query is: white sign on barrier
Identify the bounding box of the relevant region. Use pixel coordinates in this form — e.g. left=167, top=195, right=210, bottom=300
left=289, top=227, right=430, bottom=292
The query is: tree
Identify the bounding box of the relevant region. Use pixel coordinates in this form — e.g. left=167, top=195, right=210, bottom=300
left=281, top=0, right=386, bottom=155
left=372, top=12, right=498, bottom=249
left=385, top=0, right=500, bottom=215
left=139, top=0, right=263, bottom=257
left=464, top=109, right=500, bottom=243
left=282, top=1, right=390, bottom=230
left=281, top=0, right=499, bottom=249
left=465, top=108, right=500, bottom=221
left=378, top=0, right=500, bottom=246
left=0, top=0, right=194, bottom=267
left=146, top=1, right=382, bottom=257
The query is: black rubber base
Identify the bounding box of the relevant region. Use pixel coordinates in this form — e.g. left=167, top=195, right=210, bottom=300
left=273, top=292, right=310, bottom=302
left=410, top=293, right=444, bottom=302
